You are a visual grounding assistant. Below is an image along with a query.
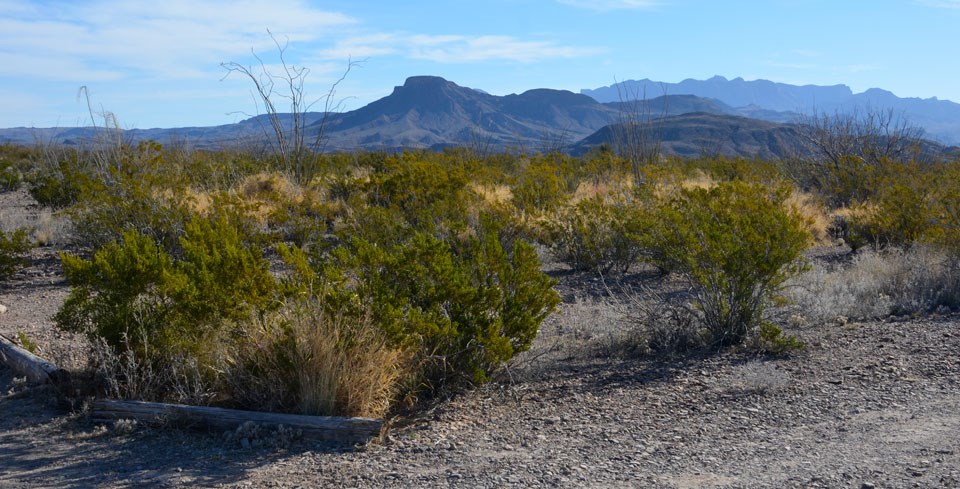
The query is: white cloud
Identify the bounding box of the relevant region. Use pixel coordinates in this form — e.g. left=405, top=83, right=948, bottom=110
left=556, top=0, right=661, bottom=11
left=318, top=33, right=404, bottom=59
left=321, top=33, right=599, bottom=64
left=790, top=49, right=820, bottom=58
left=0, top=0, right=356, bottom=81
left=770, top=62, right=819, bottom=70
left=408, top=35, right=598, bottom=63
left=2, top=0, right=594, bottom=86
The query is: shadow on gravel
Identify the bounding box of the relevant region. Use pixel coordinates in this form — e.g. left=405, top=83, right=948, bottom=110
left=537, top=348, right=787, bottom=398
left=0, top=366, right=371, bottom=488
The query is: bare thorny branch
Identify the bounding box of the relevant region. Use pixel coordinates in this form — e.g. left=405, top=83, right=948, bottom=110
left=612, top=79, right=667, bottom=186
left=221, top=29, right=359, bottom=183
left=797, top=106, right=925, bottom=169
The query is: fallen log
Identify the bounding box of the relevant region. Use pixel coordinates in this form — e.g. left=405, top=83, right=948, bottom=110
left=92, top=399, right=383, bottom=445
left=0, top=333, right=68, bottom=384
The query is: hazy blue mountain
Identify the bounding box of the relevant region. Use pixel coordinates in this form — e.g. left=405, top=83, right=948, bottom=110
left=569, top=112, right=808, bottom=160
left=582, top=76, right=960, bottom=145
left=318, top=76, right=622, bottom=151
left=2, top=75, right=957, bottom=156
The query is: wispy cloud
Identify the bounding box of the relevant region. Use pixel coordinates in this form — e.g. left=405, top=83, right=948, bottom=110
left=0, top=0, right=356, bottom=81
left=407, top=35, right=599, bottom=63
left=3, top=0, right=596, bottom=86
left=770, top=62, right=819, bottom=70
left=556, top=0, right=661, bottom=11
left=320, top=33, right=600, bottom=63
left=790, top=49, right=820, bottom=58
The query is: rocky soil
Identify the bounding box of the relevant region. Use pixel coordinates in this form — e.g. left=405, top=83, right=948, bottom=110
left=2, top=188, right=959, bottom=488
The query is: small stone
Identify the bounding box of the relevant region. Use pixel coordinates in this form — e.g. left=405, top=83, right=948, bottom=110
left=0, top=304, right=6, bottom=314
left=861, top=483, right=876, bottom=489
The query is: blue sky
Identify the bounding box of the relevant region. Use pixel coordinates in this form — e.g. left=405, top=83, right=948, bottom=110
left=2, top=0, right=958, bottom=128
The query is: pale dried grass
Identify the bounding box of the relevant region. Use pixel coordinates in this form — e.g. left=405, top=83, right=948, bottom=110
left=785, top=191, right=832, bottom=246
left=570, top=175, right=633, bottom=203
left=788, top=245, right=960, bottom=324
left=234, top=172, right=306, bottom=223
left=289, top=302, right=409, bottom=419
left=471, top=183, right=513, bottom=205
left=228, top=300, right=410, bottom=419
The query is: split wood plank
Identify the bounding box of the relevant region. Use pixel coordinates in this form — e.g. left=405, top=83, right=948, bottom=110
left=92, top=399, right=383, bottom=445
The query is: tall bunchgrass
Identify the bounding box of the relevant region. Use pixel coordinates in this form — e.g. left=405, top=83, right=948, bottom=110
left=289, top=300, right=410, bottom=418
left=225, top=300, right=410, bottom=419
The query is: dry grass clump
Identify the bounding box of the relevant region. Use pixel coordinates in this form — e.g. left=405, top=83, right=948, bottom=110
left=789, top=245, right=960, bottom=324
left=234, top=172, right=306, bottom=223
left=726, top=360, right=792, bottom=396
left=85, top=330, right=214, bottom=406
left=678, top=170, right=717, bottom=191
left=0, top=191, right=71, bottom=246
left=225, top=300, right=410, bottom=419
left=570, top=175, right=633, bottom=203
left=785, top=191, right=833, bottom=246
left=470, top=183, right=513, bottom=205
left=287, top=301, right=410, bottom=419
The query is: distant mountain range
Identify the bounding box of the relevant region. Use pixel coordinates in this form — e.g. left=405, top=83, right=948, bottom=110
left=582, top=76, right=960, bottom=145
left=569, top=112, right=808, bottom=160
left=1, top=75, right=958, bottom=159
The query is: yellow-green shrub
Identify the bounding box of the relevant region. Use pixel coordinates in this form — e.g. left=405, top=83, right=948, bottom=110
left=542, top=196, right=650, bottom=275
left=845, top=161, right=952, bottom=250
left=320, top=227, right=559, bottom=389
left=55, top=214, right=278, bottom=401
left=650, top=181, right=811, bottom=346
left=0, top=229, right=30, bottom=281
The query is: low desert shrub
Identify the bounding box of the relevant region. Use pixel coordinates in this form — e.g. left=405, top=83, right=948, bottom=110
left=512, top=160, right=570, bottom=215
left=0, top=228, right=31, bottom=281
left=649, top=181, right=811, bottom=346
left=845, top=162, right=942, bottom=250
left=55, top=214, right=278, bottom=400
left=26, top=155, right=89, bottom=209
left=320, top=228, right=559, bottom=390
left=0, top=165, right=21, bottom=191
left=0, top=144, right=34, bottom=190
left=542, top=196, right=650, bottom=275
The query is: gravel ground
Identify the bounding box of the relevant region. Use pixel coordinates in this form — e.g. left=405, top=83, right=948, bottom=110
left=2, top=188, right=959, bottom=488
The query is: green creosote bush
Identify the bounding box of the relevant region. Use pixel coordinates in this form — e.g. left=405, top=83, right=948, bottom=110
left=847, top=163, right=947, bottom=249
left=0, top=144, right=34, bottom=191
left=650, top=180, right=811, bottom=347
left=0, top=165, right=21, bottom=191
left=0, top=229, right=31, bottom=281
left=753, top=322, right=805, bottom=355
left=52, top=146, right=561, bottom=413
left=512, top=160, right=570, bottom=216
left=846, top=161, right=957, bottom=251
left=319, top=226, right=559, bottom=389
left=55, top=214, right=277, bottom=401
left=542, top=195, right=651, bottom=275
left=26, top=154, right=89, bottom=209
left=363, top=154, right=475, bottom=235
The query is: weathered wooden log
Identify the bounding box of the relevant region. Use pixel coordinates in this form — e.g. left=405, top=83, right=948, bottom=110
left=0, top=333, right=68, bottom=384
left=92, top=399, right=383, bottom=445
